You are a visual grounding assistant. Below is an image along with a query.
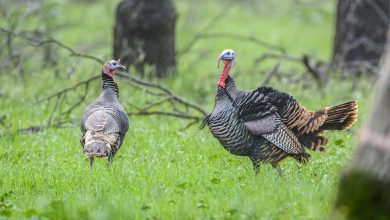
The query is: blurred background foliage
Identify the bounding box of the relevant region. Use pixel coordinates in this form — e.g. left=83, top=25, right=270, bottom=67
left=0, top=0, right=376, bottom=219
left=1, top=0, right=366, bottom=130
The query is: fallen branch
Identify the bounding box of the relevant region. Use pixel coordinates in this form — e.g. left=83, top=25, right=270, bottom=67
left=35, top=75, right=99, bottom=104
left=18, top=125, right=45, bottom=134
left=253, top=51, right=329, bottom=85
left=117, top=72, right=207, bottom=116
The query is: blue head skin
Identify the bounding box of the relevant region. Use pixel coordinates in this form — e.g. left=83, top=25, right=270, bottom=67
left=217, top=49, right=236, bottom=68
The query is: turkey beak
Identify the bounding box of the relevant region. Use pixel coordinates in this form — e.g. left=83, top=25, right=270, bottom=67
left=217, top=55, right=222, bottom=68
left=118, top=65, right=126, bottom=71
left=117, top=59, right=126, bottom=71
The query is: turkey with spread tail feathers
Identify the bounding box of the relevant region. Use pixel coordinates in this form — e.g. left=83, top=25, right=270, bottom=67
left=201, top=49, right=358, bottom=174
left=80, top=59, right=129, bottom=169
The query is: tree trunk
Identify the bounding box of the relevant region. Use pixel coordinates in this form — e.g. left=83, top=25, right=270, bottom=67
left=332, top=0, right=390, bottom=75
left=113, top=0, right=176, bottom=78
left=334, top=32, right=390, bottom=219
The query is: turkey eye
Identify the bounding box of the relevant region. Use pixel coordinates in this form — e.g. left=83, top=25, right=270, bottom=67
left=226, top=52, right=231, bottom=55
left=112, top=62, right=117, bottom=66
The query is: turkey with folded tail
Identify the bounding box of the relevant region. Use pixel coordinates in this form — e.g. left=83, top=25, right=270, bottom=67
left=80, top=59, right=129, bottom=169
left=201, top=49, right=358, bottom=174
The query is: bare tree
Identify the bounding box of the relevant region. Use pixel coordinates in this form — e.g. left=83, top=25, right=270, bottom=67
left=113, top=0, right=176, bottom=78
left=332, top=0, right=390, bottom=75
left=334, top=33, right=390, bottom=219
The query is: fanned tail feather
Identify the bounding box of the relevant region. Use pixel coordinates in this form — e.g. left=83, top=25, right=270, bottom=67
left=298, top=132, right=328, bottom=151
left=84, top=141, right=111, bottom=157
left=320, top=100, right=358, bottom=130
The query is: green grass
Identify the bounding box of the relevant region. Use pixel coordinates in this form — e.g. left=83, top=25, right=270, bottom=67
left=0, top=118, right=365, bottom=219
left=0, top=0, right=374, bottom=219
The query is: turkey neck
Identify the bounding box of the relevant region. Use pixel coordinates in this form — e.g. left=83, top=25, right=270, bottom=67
left=218, top=61, right=233, bottom=88
left=214, top=61, right=240, bottom=110
left=215, top=76, right=237, bottom=105
left=102, top=72, right=119, bottom=99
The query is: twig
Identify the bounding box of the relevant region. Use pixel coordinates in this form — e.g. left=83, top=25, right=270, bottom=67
left=0, top=28, right=105, bottom=64
left=201, top=1, right=234, bottom=32
left=127, top=111, right=201, bottom=120
left=261, top=60, right=282, bottom=85
left=180, top=119, right=200, bottom=132
left=254, top=52, right=301, bottom=64
left=138, top=96, right=174, bottom=112
left=117, top=72, right=207, bottom=115
left=61, top=81, right=90, bottom=117
left=46, top=94, right=61, bottom=127
left=254, top=51, right=329, bottom=85
left=302, top=55, right=325, bottom=84
left=121, top=80, right=166, bottom=97
left=35, top=75, right=99, bottom=104
left=18, top=125, right=45, bottom=134
left=178, top=32, right=286, bottom=56
left=178, top=1, right=235, bottom=56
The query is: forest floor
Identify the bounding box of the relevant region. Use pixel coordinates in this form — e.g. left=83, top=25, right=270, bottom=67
left=0, top=0, right=373, bottom=219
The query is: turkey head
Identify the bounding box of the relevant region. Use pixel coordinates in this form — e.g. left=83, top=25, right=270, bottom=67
left=102, top=59, right=126, bottom=77
left=217, top=49, right=236, bottom=88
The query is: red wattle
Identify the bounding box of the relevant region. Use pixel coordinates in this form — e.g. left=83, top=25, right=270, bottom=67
left=109, top=70, right=114, bottom=77
left=102, top=64, right=116, bottom=78
left=217, top=60, right=232, bottom=88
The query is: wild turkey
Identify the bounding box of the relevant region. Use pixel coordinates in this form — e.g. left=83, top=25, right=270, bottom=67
left=80, top=59, right=129, bottom=168
left=201, top=49, right=358, bottom=174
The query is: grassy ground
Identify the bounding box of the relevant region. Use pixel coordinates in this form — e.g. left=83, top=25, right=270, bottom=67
left=0, top=0, right=373, bottom=219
